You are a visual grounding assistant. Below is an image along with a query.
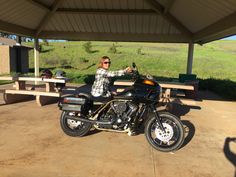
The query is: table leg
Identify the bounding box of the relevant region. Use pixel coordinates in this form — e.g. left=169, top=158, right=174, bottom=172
left=46, top=82, right=55, bottom=92
left=15, top=81, right=26, bottom=90
left=36, top=95, right=59, bottom=106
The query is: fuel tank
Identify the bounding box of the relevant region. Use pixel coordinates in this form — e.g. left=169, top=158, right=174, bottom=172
left=115, top=78, right=162, bottom=103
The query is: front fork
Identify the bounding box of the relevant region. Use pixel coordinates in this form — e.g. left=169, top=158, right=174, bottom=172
left=150, top=104, right=166, bottom=132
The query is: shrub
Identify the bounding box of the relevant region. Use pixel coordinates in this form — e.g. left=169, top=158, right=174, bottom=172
left=83, top=41, right=93, bottom=53
left=44, top=58, right=59, bottom=66
left=108, top=43, right=117, bottom=54
left=59, top=59, right=69, bottom=66
left=42, top=39, right=49, bottom=46
left=79, top=57, right=89, bottom=63
left=137, top=47, right=143, bottom=55
left=199, top=78, right=236, bottom=100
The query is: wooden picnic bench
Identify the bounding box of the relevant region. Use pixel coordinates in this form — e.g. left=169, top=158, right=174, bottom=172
left=0, top=76, right=68, bottom=106
left=114, top=80, right=196, bottom=102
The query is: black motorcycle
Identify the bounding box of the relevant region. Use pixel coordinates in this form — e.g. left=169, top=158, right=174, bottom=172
left=58, top=63, right=185, bottom=152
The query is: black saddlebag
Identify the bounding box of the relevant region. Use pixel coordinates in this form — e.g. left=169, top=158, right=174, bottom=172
left=58, top=94, right=92, bottom=113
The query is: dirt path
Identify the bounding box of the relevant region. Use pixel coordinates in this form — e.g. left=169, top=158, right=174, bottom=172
left=0, top=91, right=235, bottom=177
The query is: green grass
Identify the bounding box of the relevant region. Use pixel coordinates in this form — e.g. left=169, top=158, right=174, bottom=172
left=26, top=40, right=236, bottom=82
left=23, top=40, right=236, bottom=99
left=1, top=40, right=235, bottom=98
left=0, top=81, right=13, bottom=85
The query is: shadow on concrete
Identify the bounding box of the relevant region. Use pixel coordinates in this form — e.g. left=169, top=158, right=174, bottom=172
left=0, top=103, right=7, bottom=106
left=0, top=92, right=35, bottom=106
left=167, top=102, right=201, bottom=117
left=181, top=120, right=195, bottom=149
left=164, top=101, right=199, bottom=148
left=223, top=137, right=236, bottom=177
left=85, top=129, right=101, bottom=137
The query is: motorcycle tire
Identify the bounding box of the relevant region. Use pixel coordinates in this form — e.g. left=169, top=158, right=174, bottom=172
left=60, top=111, right=92, bottom=137
left=145, top=112, right=185, bottom=152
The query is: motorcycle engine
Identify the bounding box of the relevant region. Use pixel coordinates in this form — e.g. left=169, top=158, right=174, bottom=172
left=99, top=101, right=138, bottom=130
left=98, top=101, right=138, bottom=130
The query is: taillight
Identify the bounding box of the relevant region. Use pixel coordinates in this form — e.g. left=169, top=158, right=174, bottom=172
left=63, top=97, right=86, bottom=104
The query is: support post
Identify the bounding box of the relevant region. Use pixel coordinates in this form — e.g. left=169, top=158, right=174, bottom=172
left=16, top=35, right=22, bottom=44
left=186, top=42, right=194, bottom=74
left=34, top=38, right=40, bottom=84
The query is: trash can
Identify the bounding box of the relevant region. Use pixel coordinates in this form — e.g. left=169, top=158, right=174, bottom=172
left=179, top=74, right=197, bottom=83
left=185, top=80, right=199, bottom=99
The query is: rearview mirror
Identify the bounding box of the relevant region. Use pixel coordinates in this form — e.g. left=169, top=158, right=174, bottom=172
left=132, top=62, right=136, bottom=69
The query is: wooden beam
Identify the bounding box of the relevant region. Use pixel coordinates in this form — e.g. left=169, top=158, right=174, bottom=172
left=35, top=0, right=63, bottom=37
left=56, top=8, right=157, bottom=15
left=14, top=77, right=67, bottom=83
left=145, top=0, right=192, bottom=39
left=164, top=0, right=176, bottom=14
left=43, top=78, right=67, bottom=83
left=114, top=80, right=194, bottom=90
left=0, top=20, right=34, bottom=37
left=194, top=12, right=236, bottom=43
left=5, top=89, right=60, bottom=97
left=0, top=77, right=16, bottom=81
left=26, top=0, right=50, bottom=12
left=39, top=31, right=190, bottom=43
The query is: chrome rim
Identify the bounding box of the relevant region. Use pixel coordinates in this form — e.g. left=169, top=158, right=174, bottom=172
left=149, top=118, right=180, bottom=147
left=155, top=123, right=174, bottom=142
left=66, top=112, right=83, bottom=129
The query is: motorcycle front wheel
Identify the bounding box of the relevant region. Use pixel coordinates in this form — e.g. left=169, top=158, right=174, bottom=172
left=60, top=111, right=92, bottom=137
left=145, top=112, right=185, bottom=152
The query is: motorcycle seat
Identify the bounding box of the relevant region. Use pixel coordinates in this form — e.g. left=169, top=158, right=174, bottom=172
left=91, top=96, right=111, bottom=104
left=78, top=93, right=110, bottom=105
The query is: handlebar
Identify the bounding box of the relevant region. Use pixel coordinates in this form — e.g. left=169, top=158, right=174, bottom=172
left=130, top=62, right=140, bottom=79
left=130, top=62, right=155, bottom=81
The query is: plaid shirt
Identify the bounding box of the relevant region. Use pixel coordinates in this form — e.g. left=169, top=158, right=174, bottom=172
left=91, top=68, right=126, bottom=97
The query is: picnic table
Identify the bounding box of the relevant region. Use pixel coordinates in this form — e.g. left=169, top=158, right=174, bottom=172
left=0, top=76, right=68, bottom=106
left=114, top=80, right=197, bottom=101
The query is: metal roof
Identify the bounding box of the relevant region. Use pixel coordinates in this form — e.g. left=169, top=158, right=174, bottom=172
left=0, top=0, right=235, bottom=44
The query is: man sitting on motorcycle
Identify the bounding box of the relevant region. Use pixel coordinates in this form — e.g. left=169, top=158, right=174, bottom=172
left=91, top=56, right=132, bottom=102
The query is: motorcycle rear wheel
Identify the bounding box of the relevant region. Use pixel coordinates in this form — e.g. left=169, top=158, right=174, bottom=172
left=145, top=112, right=184, bottom=152
left=60, top=111, right=92, bottom=137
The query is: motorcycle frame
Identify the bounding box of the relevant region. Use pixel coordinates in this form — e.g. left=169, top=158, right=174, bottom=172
left=64, top=98, right=165, bottom=133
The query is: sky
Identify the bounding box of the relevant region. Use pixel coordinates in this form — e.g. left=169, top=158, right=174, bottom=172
left=45, top=35, right=236, bottom=42
left=22, top=34, right=236, bottom=42
left=222, top=35, right=236, bottom=40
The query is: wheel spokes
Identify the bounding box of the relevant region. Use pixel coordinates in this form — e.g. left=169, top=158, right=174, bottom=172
left=150, top=118, right=181, bottom=148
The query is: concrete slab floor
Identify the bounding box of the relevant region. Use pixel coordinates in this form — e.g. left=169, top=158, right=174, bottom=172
left=0, top=91, right=235, bottom=177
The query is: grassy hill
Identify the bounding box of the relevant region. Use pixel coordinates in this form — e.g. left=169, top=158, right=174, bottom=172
left=24, top=40, right=236, bottom=99
left=27, top=40, right=236, bottom=82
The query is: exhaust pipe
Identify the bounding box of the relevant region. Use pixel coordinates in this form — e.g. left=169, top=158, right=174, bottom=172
left=65, top=115, right=112, bottom=125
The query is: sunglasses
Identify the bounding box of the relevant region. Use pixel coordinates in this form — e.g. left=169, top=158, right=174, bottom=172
left=103, top=61, right=111, bottom=64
